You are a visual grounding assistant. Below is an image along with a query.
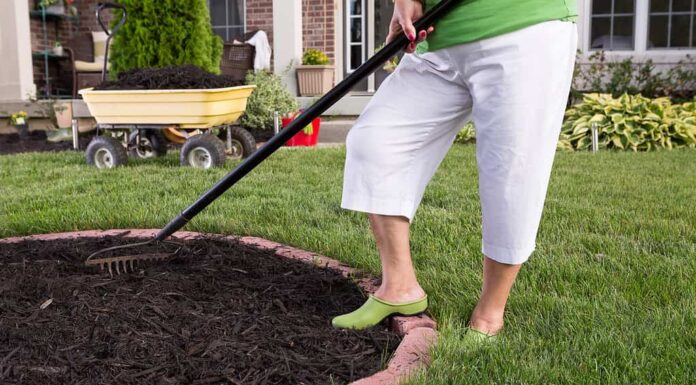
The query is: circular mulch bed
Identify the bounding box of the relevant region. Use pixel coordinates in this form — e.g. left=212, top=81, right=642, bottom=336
left=0, top=234, right=400, bottom=385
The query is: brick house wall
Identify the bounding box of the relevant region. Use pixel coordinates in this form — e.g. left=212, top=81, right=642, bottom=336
left=237, top=0, right=336, bottom=65
left=301, top=0, right=335, bottom=62
left=30, top=0, right=112, bottom=91
left=29, top=0, right=337, bottom=92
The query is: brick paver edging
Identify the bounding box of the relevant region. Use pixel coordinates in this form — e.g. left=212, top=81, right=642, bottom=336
left=0, top=229, right=438, bottom=385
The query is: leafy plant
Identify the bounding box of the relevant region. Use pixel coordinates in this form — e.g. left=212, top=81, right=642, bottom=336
left=572, top=51, right=696, bottom=102
left=559, top=93, right=696, bottom=151
left=9, top=111, right=28, bottom=126
left=37, top=0, right=58, bottom=8
left=454, top=122, right=475, bottom=144
left=302, top=49, right=330, bottom=65
left=375, top=43, right=400, bottom=73
left=108, top=0, right=223, bottom=77
left=240, top=70, right=298, bottom=131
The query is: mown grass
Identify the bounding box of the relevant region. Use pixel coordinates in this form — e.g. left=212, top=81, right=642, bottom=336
left=1, top=146, right=694, bottom=384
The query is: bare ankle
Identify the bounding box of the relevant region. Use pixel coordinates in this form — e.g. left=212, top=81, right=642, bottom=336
left=469, top=307, right=505, bottom=335
left=374, top=285, right=426, bottom=304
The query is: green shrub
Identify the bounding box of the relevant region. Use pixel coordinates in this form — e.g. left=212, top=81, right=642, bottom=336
left=559, top=93, right=696, bottom=151
left=572, top=52, right=695, bottom=102
left=240, top=71, right=298, bottom=130
left=454, top=122, right=475, bottom=144
left=302, top=49, right=330, bottom=65
left=109, top=0, right=223, bottom=77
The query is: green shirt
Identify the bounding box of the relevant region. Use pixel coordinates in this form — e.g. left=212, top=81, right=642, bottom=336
left=423, top=0, right=577, bottom=51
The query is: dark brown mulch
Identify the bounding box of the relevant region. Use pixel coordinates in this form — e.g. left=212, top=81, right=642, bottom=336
left=0, top=131, right=93, bottom=156
left=95, top=65, right=244, bottom=90
left=0, top=235, right=398, bottom=385
left=243, top=127, right=275, bottom=143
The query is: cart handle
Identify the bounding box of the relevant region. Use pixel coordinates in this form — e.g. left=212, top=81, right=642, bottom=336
left=96, top=2, right=127, bottom=82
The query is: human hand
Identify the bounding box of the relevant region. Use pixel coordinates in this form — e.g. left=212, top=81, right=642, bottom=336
left=386, top=0, right=434, bottom=53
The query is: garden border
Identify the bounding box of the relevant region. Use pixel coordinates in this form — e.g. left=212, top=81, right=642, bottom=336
left=0, top=229, right=438, bottom=385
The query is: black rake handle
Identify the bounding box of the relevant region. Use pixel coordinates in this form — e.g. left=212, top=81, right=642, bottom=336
left=154, top=0, right=463, bottom=241
left=96, top=2, right=127, bottom=81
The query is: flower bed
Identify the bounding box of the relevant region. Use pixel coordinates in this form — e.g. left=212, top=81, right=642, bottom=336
left=0, top=234, right=399, bottom=384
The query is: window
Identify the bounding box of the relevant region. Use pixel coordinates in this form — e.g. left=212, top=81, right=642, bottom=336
left=345, top=0, right=366, bottom=72
left=648, top=0, right=696, bottom=48
left=590, top=0, right=636, bottom=50
left=208, top=0, right=245, bottom=41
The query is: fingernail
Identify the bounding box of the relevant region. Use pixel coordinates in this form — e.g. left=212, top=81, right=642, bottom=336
left=408, top=33, right=415, bottom=42
left=419, top=31, right=426, bottom=39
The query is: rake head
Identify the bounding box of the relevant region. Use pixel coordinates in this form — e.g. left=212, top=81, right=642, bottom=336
left=84, top=239, right=182, bottom=277
left=85, top=253, right=172, bottom=276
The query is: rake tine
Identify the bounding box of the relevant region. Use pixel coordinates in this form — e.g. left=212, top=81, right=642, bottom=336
left=108, top=263, right=113, bottom=278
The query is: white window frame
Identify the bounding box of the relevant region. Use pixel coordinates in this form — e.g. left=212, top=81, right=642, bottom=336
left=345, top=0, right=367, bottom=75
left=646, top=0, right=695, bottom=49
left=208, top=0, right=247, bottom=41
left=578, top=0, right=695, bottom=64
left=588, top=0, right=638, bottom=51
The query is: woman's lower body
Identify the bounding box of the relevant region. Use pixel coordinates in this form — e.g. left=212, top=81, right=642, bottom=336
left=336, top=20, right=578, bottom=334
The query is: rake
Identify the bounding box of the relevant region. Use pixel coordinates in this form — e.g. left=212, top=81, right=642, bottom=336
left=85, top=0, right=463, bottom=275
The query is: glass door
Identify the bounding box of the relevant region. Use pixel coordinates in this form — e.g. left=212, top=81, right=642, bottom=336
left=345, top=0, right=368, bottom=91
left=344, top=0, right=395, bottom=92
left=373, top=0, right=395, bottom=89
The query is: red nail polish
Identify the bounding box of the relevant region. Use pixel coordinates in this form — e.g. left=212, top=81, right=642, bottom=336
left=408, top=33, right=415, bottom=42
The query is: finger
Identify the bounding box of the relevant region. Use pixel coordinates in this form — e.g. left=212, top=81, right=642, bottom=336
left=427, top=26, right=434, bottom=34
left=417, top=30, right=427, bottom=43
left=404, top=41, right=416, bottom=53
left=400, top=17, right=416, bottom=42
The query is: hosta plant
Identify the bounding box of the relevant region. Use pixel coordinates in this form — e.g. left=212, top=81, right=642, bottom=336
left=559, top=93, right=696, bottom=151
left=454, top=122, right=476, bottom=144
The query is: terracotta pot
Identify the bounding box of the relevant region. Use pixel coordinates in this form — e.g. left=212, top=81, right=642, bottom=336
left=46, top=4, right=65, bottom=14
left=296, top=65, right=334, bottom=97
left=53, top=101, right=72, bottom=129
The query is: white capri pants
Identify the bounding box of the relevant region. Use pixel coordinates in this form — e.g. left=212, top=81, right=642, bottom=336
left=341, top=20, right=578, bottom=265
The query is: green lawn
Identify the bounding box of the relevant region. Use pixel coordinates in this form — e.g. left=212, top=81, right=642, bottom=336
left=1, top=146, right=695, bottom=384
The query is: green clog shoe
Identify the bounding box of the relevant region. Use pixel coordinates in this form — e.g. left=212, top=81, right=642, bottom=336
left=332, top=295, right=428, bottom=330
left=463, top=326, right=497, bottom=342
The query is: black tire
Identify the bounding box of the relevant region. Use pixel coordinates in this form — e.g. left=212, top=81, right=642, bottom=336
left=180, top=134, right=227, bottom=169
left=85, top=136, right=128, bottom=169
left=218, top=125, right=256, bottom=159
left=128, top=129, right=168, bottom=159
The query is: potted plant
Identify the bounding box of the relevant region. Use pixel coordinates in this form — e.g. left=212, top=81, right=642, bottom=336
left=52, top=41, right=63, bottom=56
left=282, top=111, right=321, bottom=147
left=65, top=0, right=78, bottom=16
left=9, top=111, right=29, bottom=139
left=296, top=49, right=334, bottom=97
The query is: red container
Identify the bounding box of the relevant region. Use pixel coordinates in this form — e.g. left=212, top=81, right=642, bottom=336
left=283, top=115, right=321, bottom=147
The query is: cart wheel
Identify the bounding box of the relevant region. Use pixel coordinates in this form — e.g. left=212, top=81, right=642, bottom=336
left=85, top=136, right=128, bottom=169
left=128, top=130, right=168, bottom=159
left=223, top=126, right=256, bottom=160
left=180, top=134, right=226, bottom=169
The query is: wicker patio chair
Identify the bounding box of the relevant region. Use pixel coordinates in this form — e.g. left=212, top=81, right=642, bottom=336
left=64, top=33, right=108, bottom=98
left=220, top=30, right=258, bottom=82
